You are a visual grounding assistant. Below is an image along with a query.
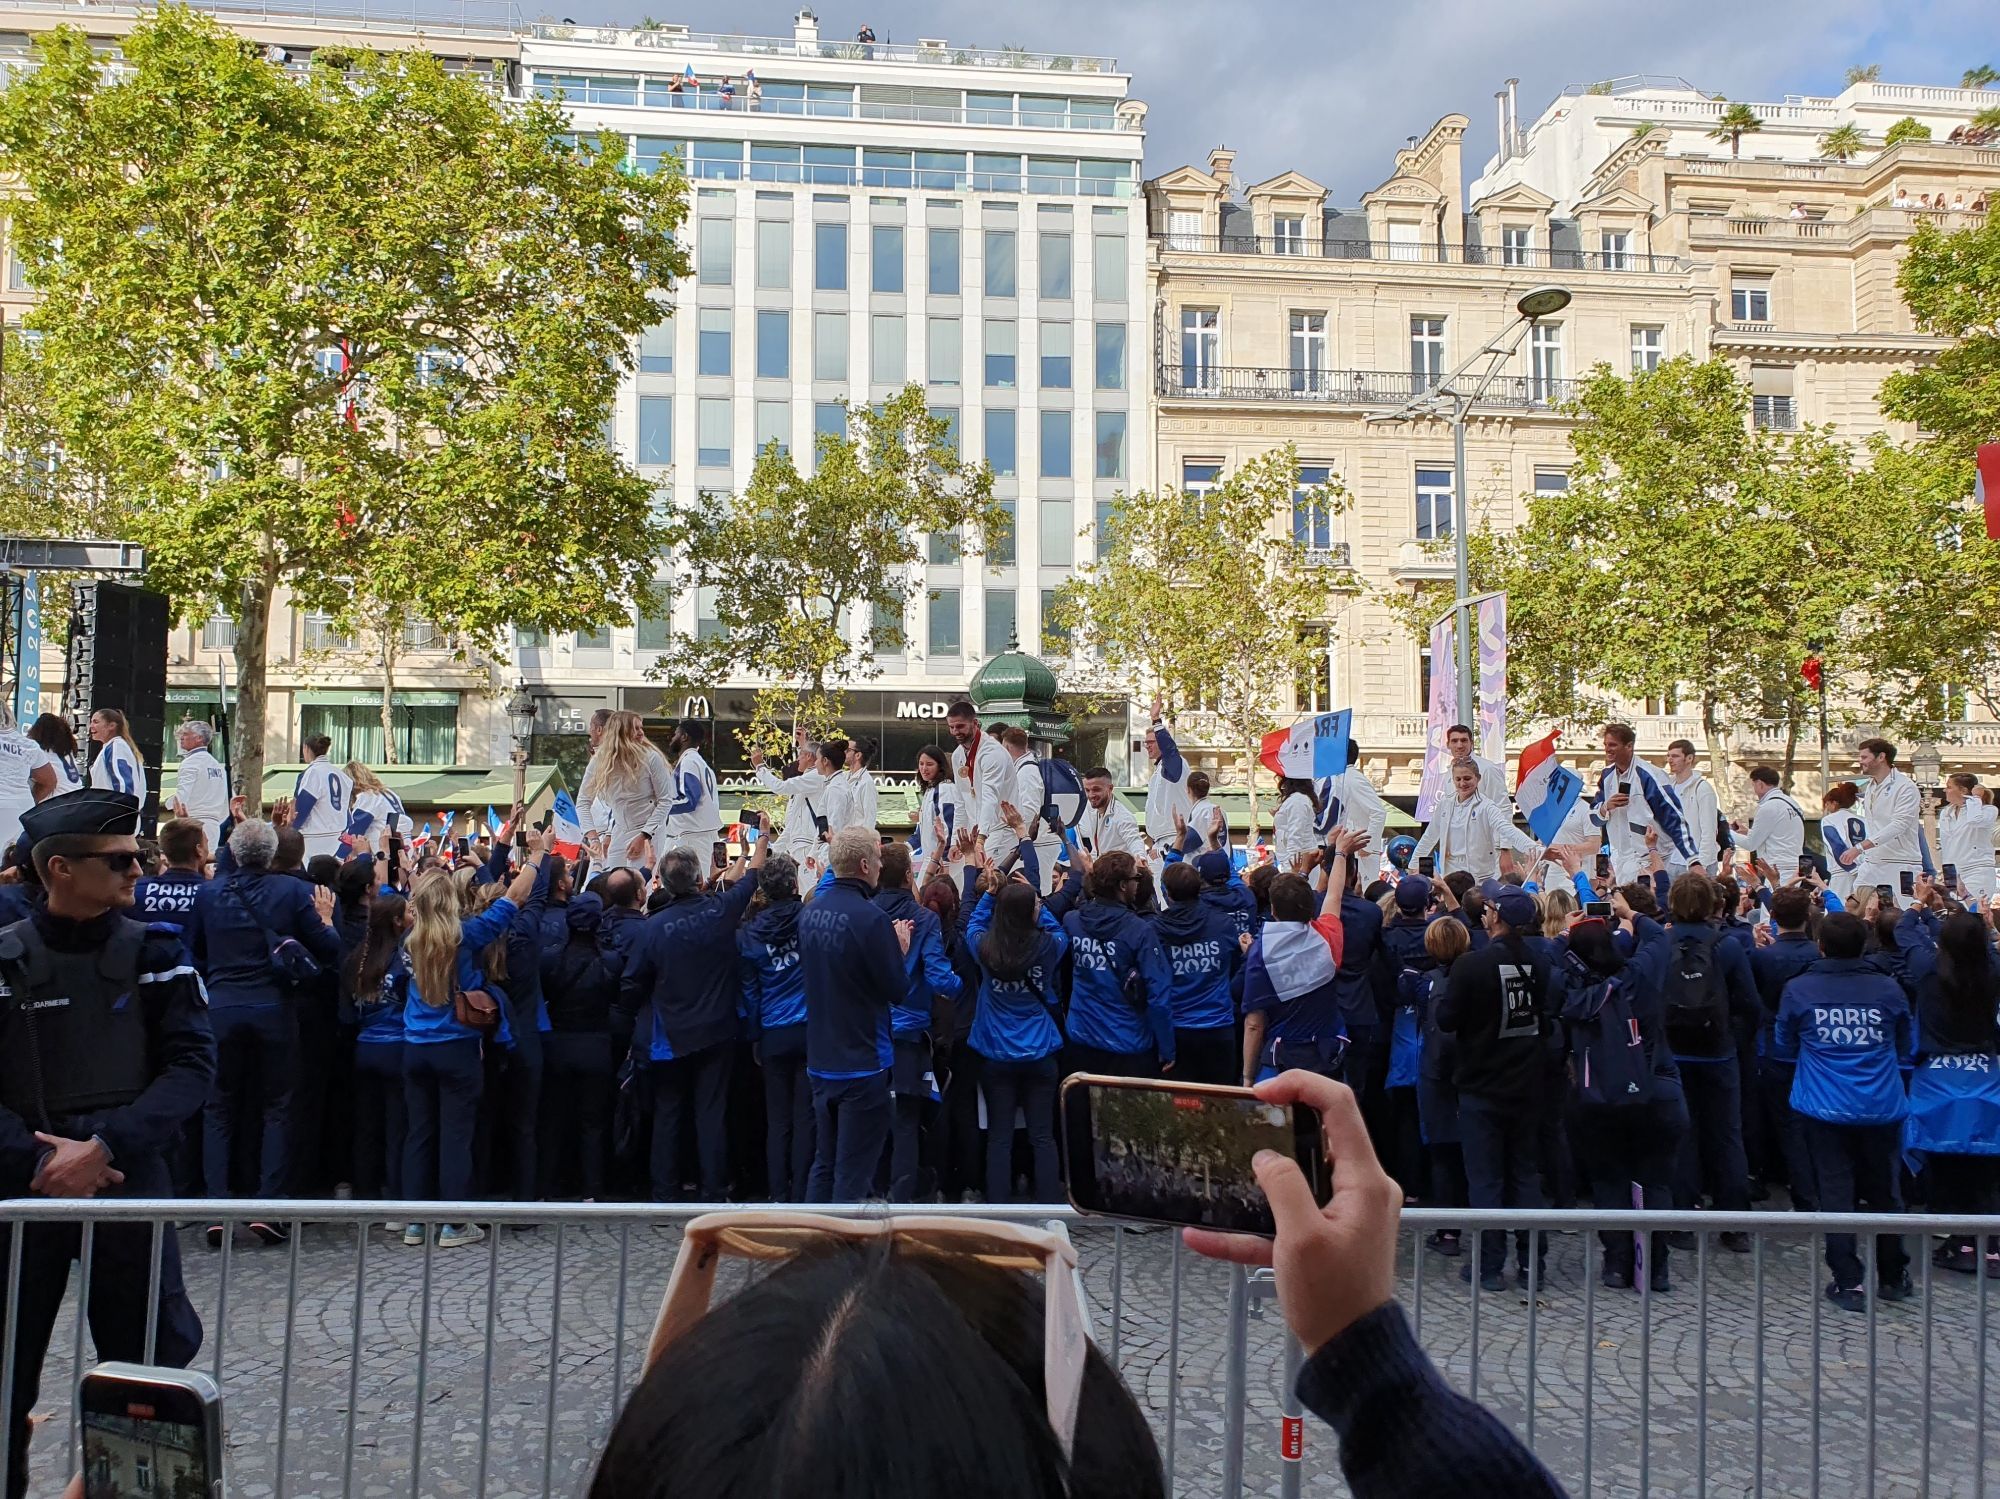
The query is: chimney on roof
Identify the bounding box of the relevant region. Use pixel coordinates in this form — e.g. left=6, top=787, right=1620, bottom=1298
left=1207, top=146, right=1235, bottom=195
left=794, top=9, right=819, bottom=47
left=1496, top=90, right=1511, bottom=162
left=1506, top=77, right=1521, bottom=154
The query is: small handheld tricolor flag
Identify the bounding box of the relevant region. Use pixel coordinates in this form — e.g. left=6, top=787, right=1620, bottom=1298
left=1979, top=443, right=2000, bottom=541
left=551, top=791, right=584, bottom=859
left=485, top=805, right=502, bottom=837
left=1258, top=709, right=1352, bottom=779
left=1515, top=730, right=1584, bottom=845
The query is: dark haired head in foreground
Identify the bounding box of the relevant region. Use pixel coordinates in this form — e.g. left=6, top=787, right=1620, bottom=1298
left=591, top=1241, right=1163, bottom=1499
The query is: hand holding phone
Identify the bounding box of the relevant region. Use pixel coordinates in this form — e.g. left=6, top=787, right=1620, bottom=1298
left=82, top=1363, right=223, bottom=1499
left=1178, top=1070, right=1400, bottom=1358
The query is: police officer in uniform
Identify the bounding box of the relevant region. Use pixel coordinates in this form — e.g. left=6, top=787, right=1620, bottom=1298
left=0, top=789, right=215, bottom=1498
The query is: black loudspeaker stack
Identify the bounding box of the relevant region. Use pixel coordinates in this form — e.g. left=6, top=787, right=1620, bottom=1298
left=63, top=581, right=170, bottom=832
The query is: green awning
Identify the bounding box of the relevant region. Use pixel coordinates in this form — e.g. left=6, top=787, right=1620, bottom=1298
left=258, top=763, right=568, bottom=814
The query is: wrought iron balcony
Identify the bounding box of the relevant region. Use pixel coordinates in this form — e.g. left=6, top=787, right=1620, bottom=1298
left=1154, top=234, right=1687, bottom=274
left=1158, top=364, right=1579, bottom=410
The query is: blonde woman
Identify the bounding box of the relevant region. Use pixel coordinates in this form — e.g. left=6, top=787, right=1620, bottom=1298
left=400, top=825, right=552, bottom=1249
left=578, top=709, right=677, bottom=875
left=348, top=761, right=415, bottom=846
left=1541, top=885, right=1576, bottom=939
left=88, top=707, right=147, bottom=829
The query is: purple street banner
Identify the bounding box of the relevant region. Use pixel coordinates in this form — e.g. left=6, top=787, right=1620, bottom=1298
left=1477, top=593, right=1508, bottom=769
left=1416, top=612, right=1456, bottom=822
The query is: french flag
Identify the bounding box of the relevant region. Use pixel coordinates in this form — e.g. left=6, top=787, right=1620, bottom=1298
left=551, top=791, right=585, bottom=859
left=1516, top=730, right=1584, bottom=845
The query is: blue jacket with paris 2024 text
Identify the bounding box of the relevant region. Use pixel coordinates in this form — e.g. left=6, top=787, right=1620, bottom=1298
left=1062, top=898, right=1175, bottom=1063
left=874, top=886, right=962, bottom=1039
left=1772, top=956, right=1913, bottom=1126
left=797, top=876, right=906, bottom=1079
left=965, top=893, right=1069, bottom=1064
left=1153, top=896, right=1242, bottom=1032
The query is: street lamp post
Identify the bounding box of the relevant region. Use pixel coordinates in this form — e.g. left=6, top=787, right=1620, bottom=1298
left=505, top=679, right=538, bottom=809
left=1369, top=284, right=1573, bottom=726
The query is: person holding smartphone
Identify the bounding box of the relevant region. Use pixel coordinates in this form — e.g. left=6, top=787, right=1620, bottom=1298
left=964, top=860, right=1071, bottom=1202
left=1592, top=723, right=1695, bottom=885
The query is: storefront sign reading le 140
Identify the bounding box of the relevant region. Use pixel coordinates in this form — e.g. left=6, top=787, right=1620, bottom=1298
left=895, top=700, right=954, bottom=720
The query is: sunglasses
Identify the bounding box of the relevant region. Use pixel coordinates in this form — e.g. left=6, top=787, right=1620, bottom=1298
left=70, top=851, right=141, bottom=873
left=648, top=1212, right=1088, bottom=1457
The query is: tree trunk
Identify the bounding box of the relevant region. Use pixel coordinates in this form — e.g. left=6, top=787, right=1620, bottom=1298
left=378, top=625, right=400, bottom=766
left=231, top=561, right=278, bottom=814
left=1700, top=692, right=1736, bottom=818
left=1779, top=703, right=1802, bottom=792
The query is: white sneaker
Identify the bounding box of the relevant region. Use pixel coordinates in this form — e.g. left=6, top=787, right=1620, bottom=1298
left=402, top=1224, right=425, bottom=1247
left=437, top=1223, right=486, bottom=1250
left=383, top=1222, right=408, bottom=1235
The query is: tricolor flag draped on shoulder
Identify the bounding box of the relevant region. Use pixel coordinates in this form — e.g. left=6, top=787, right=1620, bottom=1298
left=1515, top=730, right=1585, bottom=845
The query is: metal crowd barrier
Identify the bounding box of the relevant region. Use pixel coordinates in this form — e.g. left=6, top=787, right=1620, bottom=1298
left=2, top=1200, right=1996, bottom=1497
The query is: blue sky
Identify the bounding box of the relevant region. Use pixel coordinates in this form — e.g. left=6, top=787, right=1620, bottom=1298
left=534, top=0, right=1994, bottom=201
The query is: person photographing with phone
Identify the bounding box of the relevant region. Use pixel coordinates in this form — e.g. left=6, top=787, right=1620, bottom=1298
left=1240, top=828, right=1367, bottom=1086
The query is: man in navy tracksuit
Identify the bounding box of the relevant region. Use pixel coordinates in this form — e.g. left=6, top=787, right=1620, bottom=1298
left=799, top=827, right=912, bottom=1202
left=1773, top=910, right=1915, bottom=1309
left=1750, top=886, right=1822, bottom=1210
left=1155, top=861, right=1243, bottom=1084
left=619, top=839, right=767, bottom=1201
left=872, top=842, right=960, bottom=1200
left=1195, top=850, right=1259, bottom=941
left=134, top=818, right=208, bottom=928
left=1331, top=855, right=1390, bottom=1117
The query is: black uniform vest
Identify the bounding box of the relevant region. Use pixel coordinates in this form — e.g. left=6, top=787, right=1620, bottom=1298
left=0, top=917, right=153, bottom=1126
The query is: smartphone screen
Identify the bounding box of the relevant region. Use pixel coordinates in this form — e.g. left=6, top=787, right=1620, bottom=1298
left=742, top=821, right=760, bottom=846
left=82, top=1363, right=223, bottom=1499
left=1584, top=900, right=1613, bottom=918
left=1061, top=1076, right=1328, bottom=1237
left=1618, top=781, right=1632, bottom=798
left=1945, top=863, right=1959, bottom=888
left=1900, top=870, right=1916, bottom=897
left=1417, top=855, right=1435, bottom=878
left=1595, top=852, right=1612, bottom=881
left=711, top=839, right=729, bottom=870
left=1877, top=884, right=1896, bottom=904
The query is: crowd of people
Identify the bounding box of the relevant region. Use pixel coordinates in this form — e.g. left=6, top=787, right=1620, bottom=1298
left=1, top=701, right=1994, bottom=1318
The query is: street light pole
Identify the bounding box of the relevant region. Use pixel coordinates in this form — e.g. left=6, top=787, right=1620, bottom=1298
left=504, top=679, right=538, bottom=811
left=1450, top=397, right=1475, bottom=725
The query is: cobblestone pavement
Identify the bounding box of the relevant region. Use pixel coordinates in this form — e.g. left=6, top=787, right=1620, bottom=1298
left=14, top=1214, right=1999, bottom=1497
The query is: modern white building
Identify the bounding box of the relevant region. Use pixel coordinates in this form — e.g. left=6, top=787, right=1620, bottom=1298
left=517, top=11, right=1150, bottom=772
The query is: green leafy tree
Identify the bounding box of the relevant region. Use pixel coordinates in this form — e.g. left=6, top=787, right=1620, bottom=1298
left=1708, top=101, right=1764, bottom=158
left=1388, top=360, right=1875, bottom=797
left=0, top=5, right=685, bottom=796
left=1882, top=208, right=2000, bottom=456
left=1883, top=115, right=1933, bottom=145
left=1961, top=64, right=1998, bottom=89
left=1050, top=447, right=1346, bottom=831
left=1817, top=123, right=1867, bottom=161
left=652, top=386, right=999, bottom=753
left=1628, top=121, right=1664, bottom=142
left=1845, top=63, right=1882, bottom=85
left=1975, top=104, right=2000, bottom=132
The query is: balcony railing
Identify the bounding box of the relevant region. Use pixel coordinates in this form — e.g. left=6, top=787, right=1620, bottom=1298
left=1154, top=234, right=1687, bottom=274
left=529, top=23, right=1118, bottom=74
left=1159, top=364, right=1579, bottom=410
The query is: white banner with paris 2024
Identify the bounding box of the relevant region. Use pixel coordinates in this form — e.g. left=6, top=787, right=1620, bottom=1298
left=1416, top=596, right=1507, bottom=823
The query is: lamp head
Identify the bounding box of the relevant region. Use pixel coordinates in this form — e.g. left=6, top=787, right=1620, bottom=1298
left=1516, top=285, right=1573, bottom=319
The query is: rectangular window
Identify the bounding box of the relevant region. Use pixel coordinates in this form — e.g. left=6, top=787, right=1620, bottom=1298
left=1410, top=316, right=1445, bottom=385
left=1095, top=322, right=1127, bottom=390
left=1183, top=462, right=1222, bottom=500
left=984, top=320, right=1017, bottom=388
left=756, top=309, right=790, bottom=379
left=927, top=318, right=961, bottom=385
left=749, top=142, right=803, bottom=183
left=1094, top=412, right=1127, bottom=480
left=803, top=144, right=855, bottom=185
left=1040, top=410, right=1072, bottom=479
left=814, top=221, right=848, bottom=291
left=691, top=140, right=743, bottom=180
left=303, top=612, right=355, bottom=653
left=975, top=152, right=1023, bottom=192
left=985, top=589, right=1017, bottom=654
left=1630, top=323, right=1663, bottom=374
left=1731, top=276, right=1771, bottom=323
left=697, top=308, right=732, bottom=377
left=1753, top=394, right=1797, bottom=430
left=1019, top=95, right=1067, bottom=129
left=698, top=216, right=733, bottom=283
left=814, top=401, right=846, bottom=448
left=697, top=399, right=731, bottom=468
left=916, top=150, right=966, bottom=190
left=1599, top=229, right=1631, bottom=270
left=806, top=84, right=854, bottom=118
left=1296, top=626, right=1332, bottom=713
left=1039, top=232, right=1073, bottom=299
left=985, top=409, right=1017, bottom=476
left=1533, top=468, right=1570, bottom=496
left=1095, top=233, right=1129, bottom=301
left=814, top=312, right=848, bottom=381
left=1028, top=157, right=1077, bottom=195
left=871, top=602, right=904, bottom=653
left=1292, top=464, right=1335, bottom=550
left=1529, top=323, right=1564, bottom=398
left=1501, top=225, right=1532, bottom=266
left=935, top=406, right=959, bottom=456
left=1167, top=210, right=1202, bottom=251
left=928, top=227, right=960, bottom=295
left=638, top=395, right=672, bottom=467
left=1040, top=321, right=1073, bottom=389
left=1415, top=465, right=1453, bottom=540
left=1273, top=215, right=1306, bottom=254
left=516, top=624, right=547, bottom=653
left=1041, top=589, right=1071, bottom=653
left=299, top=703, right=458, bottom=764
left=1289, top=311, right=1327, bottom=393
left=928, top=528, right=961, bottom=565
left=1387, top=220, right=1424, bottom=261
left=967, top=91, right=1013, bottom=126
left=201, top=614, right=236, bottom=652
left=1095, top=497, right=1117, bottom=554
left=756, top=218, right=791, bottom=289
left=862, top=147, right=914, bottom=189
left=639, top=314, right=673, bottom=374
left=697, top=586, right=726, bottom=643
left=1040, top=500, right=1074, bottom=566
left=984, top=229, right=1017, bottom=297
left=928, top=588, right=961, bottom=656
left=1179, top=308, right=1220, bottom=390
left=754, top=399, right=789, bottom=458
left=871, top=314, right=905, bottom=385
left=991, top=497, right=1017, bottom=565
left=871, top=224, right=904, bottom=293
left=635, top=588, right=674, bottom=652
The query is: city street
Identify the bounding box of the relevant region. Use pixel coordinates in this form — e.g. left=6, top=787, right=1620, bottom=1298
left=16, top=1213, right=1996, bottom=1496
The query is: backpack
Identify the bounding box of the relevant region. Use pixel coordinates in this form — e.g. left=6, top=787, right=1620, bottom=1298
left=1031, top=757, right=1085, bottom=831
left=1567, top=970, right=1654, bottom=1108
left=1662, top=928, right=1728, bottom=1047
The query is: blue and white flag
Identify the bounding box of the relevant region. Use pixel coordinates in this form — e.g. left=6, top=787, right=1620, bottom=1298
left=1516, top=730, right=1584, bottom=845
